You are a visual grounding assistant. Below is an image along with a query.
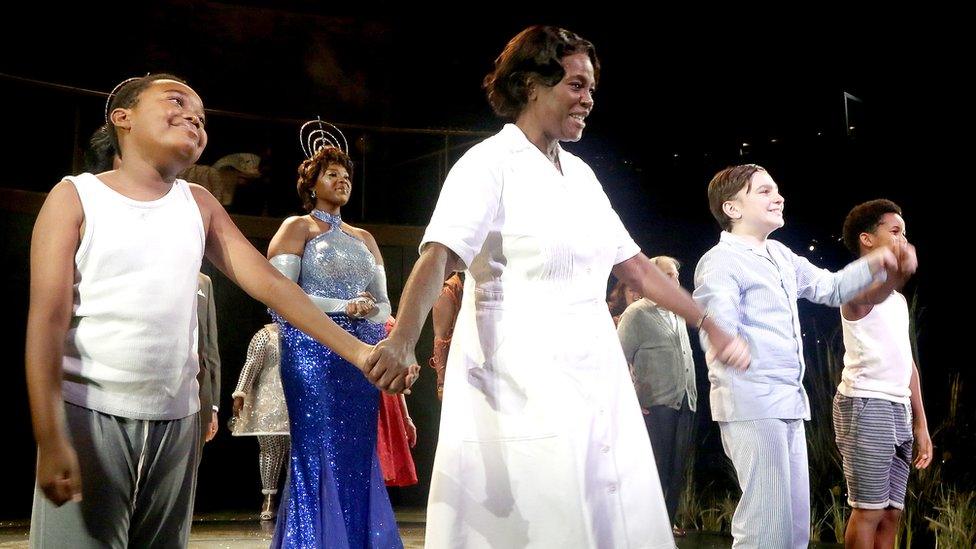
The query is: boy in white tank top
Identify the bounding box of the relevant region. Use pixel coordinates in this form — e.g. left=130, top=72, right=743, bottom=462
left=833, top=198, right=930, bottom=549
left=25, top=74, right=408, bottom=548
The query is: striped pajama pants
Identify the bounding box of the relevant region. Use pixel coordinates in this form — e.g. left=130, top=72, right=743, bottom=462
left=719, top=419, right=809, bottom=549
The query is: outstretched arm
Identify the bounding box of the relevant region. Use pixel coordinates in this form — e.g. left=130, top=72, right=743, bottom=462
left=843, top=241, right=917, bottom=320
left=615, top=253, right=750, bottom=370
left=365, top=243, right=461, bottom=393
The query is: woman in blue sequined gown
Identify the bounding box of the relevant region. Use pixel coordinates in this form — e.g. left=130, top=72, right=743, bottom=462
left=267, top=145, right=402, bottom=548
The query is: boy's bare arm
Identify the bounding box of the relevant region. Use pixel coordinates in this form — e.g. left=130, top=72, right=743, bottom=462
left=909, top=362, right=932, bottom=468
left=25, top=181, right=84, bottom=505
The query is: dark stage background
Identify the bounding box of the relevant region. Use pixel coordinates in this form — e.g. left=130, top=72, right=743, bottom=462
left=1, top=4, right=968, bottom=523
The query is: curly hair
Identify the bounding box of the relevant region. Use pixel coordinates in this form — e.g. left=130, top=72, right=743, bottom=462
left=483, top=25, right=599, bottom=121
left=296, top=146, right=354, bottom=212
left=842, top=199, right=903, bottom=256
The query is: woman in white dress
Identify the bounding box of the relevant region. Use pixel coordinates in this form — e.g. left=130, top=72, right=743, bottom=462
left=366, top=25, right=749, bottom=548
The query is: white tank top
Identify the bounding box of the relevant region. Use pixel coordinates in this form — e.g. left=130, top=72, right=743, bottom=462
left=61, top=173, right=205, bottom=420
left=838, top=291, right=913, bottom=404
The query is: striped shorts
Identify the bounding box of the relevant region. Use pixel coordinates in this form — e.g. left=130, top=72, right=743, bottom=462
left=832, top=393, right=913, bottom=509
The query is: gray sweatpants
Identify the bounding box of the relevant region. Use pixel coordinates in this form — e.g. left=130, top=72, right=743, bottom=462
left=30, top=402, right=200, bottom=548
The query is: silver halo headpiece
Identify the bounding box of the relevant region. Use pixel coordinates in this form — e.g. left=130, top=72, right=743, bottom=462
left=300, top=117, right=348, bottom=159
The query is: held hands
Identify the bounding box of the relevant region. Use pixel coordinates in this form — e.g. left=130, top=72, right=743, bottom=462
left=703, top=320, right=751, bottom=371
left=870, top=245, right=899, bottom=274
left=866, top=242, right=917, bottom=279
left=36, top=436, right=82, bottom=506
left=345, top=292, right=377, bottom=318
left=359, top=336, right=421, bottom=395
left=892, top=240, right=918, bottom=277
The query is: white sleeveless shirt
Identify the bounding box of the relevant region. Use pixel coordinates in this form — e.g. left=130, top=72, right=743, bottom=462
left=838, top=291, right=913, bottom=404
left=61, top=173, right=205, bottom=420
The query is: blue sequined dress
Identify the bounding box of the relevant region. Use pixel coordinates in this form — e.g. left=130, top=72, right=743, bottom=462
left=272, top=211, right=401, bottom=548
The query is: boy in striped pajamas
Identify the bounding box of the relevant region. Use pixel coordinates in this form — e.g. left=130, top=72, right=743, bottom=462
left=834, top=199, right=931, bottom=548
left=693, top=165, right=912, bottom=548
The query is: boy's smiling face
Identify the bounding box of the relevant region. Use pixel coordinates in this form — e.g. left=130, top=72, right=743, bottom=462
left=727, top=170, right=786, bottom=235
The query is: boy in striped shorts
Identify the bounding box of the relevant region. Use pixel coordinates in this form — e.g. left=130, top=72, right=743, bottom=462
left=834, top=199, right=932, bottom=549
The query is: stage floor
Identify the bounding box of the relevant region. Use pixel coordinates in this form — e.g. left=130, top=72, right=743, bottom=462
left=0, top=510, right=426, bottom=549
left=1, top=509, right=841, bottom=548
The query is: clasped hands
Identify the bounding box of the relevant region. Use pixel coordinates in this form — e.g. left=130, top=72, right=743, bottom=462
left=358, top=334, right=421, bottom=394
